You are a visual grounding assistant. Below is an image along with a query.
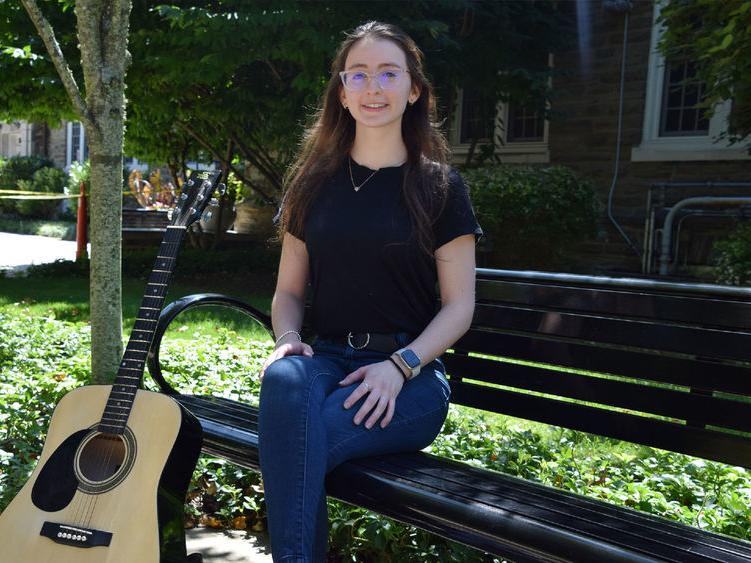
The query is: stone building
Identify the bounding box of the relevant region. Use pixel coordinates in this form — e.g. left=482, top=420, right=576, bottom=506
left=446, top=1, right=750, bottom=280
left=3, top=1, right=748, bottom=279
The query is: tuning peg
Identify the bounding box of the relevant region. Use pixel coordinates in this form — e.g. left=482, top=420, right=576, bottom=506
left=217, top=183, right=227, bottom=196
left=186, top=179, right=194, bottom=188
left=196, top=194, right=205, bottom=202
left=209, top=198, right=218, bottom=207
left=178, top=193, right=188, bottom=202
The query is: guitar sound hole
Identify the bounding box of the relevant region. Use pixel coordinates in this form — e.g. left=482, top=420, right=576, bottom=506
left=77, top=433, right=127, bottom=483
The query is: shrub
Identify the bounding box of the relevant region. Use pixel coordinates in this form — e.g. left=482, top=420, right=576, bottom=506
left=713, top=221, right=751, bottom=286
left=461, top=165, right=600, bottom=269
left=15, top=167, right=68, bottom=219
left=22, top=245, right=280, bottom=279
left=0, top=155, right=54, bottom=185
left=0, top=155, right=55, bottom=214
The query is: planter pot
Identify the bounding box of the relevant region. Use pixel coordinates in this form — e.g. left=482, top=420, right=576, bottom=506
left=199, top=201, right=236, bottom=234
left=233, top=201, right=276, bottom=239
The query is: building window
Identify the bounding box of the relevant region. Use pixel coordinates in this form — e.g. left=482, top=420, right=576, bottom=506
left=631, top=1, right=748, bottom=162
left=507, top=103, right=545, bottom=142
left=66, top=122, right=89, bottom=167
left=459, top=87, right=496, bottom=144
left=451, top=56, right=552, bottom=164
left=660, top=60, right=709, bottom=137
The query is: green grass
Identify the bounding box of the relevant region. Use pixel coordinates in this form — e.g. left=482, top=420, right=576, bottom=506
left=0, top=274, right=274, bottom=332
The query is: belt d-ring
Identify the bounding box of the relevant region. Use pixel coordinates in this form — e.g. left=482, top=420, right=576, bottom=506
left=347, top=331, right=370, bottom=350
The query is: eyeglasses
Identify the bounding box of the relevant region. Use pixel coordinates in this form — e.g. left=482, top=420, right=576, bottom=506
left=339, top=68, right=410, bottom=91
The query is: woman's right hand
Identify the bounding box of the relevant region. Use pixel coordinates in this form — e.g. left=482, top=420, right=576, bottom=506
left=259, top=338, right=314, bottom=380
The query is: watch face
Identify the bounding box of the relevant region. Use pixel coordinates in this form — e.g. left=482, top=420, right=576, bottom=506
left=400, top=349, right=420, bottom=369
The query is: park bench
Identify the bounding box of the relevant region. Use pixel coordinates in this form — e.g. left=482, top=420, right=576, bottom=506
left=147, top=268, right=751, bottom=562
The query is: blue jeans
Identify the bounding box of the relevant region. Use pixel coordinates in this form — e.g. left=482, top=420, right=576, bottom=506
left=257, top=332, right=451, bottom=562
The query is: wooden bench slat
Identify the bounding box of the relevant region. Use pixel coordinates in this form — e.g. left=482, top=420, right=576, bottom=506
left=443, top=354, right=751, bottom=433
left=473, top=303, right=751, bottom=362
left=454, top=330, right=751, bottom=395
left=368, top=453, right=751, bottom=562
left=449, top=381, right=751, bottom=468
left=477, top=279, right=751, bottom=330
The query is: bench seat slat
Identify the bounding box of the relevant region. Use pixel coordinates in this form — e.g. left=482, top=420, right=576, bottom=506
left=449, top=382, right=751, bottom=468
left=172, top=395, right=751, bottom=563
left=365, top=454, right=751, bottom=562
left=454, top=330, right=751, bottom=395
left=473, top=303, right=751, bottom=362
left=443, top=354, right=751, bottom=433
left=477, top=280, right=751, bottom=330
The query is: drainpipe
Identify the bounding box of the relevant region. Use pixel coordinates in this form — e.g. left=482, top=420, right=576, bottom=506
left=604, top=0, right=642, bottom=259
left=658, top=197, right=751, bottom=275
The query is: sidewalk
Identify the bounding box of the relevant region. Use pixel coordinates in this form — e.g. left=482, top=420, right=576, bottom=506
left=186, top=527, right=273, bottom=562
left=0, top=231, right=80, bottom=273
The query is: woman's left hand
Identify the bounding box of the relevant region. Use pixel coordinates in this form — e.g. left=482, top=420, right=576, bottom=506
left=339, top=360, right=405, bottom=429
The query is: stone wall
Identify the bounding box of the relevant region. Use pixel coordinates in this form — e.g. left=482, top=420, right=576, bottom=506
left=549, top=1, right=750, bottom=281
left=48, top=123, right=67, bottom=168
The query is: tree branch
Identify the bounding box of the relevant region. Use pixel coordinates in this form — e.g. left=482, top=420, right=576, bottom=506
left=229, top=130, right=282, bottom=189
left=179, top=121, right=276, bottom=205
left=20, top=0, right=96, bottom=133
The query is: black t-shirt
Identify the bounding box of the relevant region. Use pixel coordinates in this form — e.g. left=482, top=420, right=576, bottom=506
left=281, top=159, right=483, bottom=337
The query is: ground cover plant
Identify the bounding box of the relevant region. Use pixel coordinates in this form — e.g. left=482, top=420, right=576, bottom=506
left=0, top=282, right=749, bottom=561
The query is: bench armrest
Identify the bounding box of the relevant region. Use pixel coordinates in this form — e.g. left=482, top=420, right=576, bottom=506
left=147, top=293, right=273, bottom=395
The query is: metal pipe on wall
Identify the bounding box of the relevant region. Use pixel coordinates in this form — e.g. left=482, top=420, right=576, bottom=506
left=658, top=197, right=751, bottom=275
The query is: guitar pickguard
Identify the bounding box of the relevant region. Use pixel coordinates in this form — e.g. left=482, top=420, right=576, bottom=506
left=30, top=428, right=88, bottom=512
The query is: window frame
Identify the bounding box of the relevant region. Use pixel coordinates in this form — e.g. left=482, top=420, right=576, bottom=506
left=65, top=121, right=89, bottom=169
left=631, top=1, right=749, bottom=162
left=449, top=56, right=552, bottom=164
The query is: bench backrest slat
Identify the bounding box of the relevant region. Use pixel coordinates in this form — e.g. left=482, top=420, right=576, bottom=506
left=478, top=280, right=751, bottom=331
left=444, top=354, right=751, bottom=434
left=439, top=270, right=751, bottom=468
left=453, top=329, right=751, bottom=395
left=473, top=303, right=751, bottom=363
left=450, top=380, right=751, bottom=468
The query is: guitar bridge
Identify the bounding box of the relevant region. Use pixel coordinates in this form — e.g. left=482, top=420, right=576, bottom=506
left=40, top=521, right=112, bottom=548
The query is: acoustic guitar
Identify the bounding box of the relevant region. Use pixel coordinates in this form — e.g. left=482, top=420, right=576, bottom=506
left=0, top=170, right=224, bottom=563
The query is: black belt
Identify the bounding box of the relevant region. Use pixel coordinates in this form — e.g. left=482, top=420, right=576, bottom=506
left=312, top=332, right=407, bottom=354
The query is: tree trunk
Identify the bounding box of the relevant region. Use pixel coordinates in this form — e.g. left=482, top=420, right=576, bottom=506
left=21, top=0, right=132, bottom=383
left=74, top=0, right=132, bottom=383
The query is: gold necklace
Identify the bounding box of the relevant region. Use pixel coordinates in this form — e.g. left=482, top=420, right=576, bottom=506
left=348, top=156, right=378, bottom=192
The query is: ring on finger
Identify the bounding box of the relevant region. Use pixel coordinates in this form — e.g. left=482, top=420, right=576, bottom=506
left=363, top=381, right=371, bottom=391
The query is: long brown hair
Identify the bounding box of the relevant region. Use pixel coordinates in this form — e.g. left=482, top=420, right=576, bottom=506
left=276, top=21, right=451, bottom=258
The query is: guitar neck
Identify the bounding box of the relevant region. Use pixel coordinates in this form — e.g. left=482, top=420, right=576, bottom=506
left=99, top=226, right=187, bottom=434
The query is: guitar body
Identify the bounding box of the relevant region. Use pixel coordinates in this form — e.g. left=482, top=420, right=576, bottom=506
left=0, top=385, right=202, bottom=563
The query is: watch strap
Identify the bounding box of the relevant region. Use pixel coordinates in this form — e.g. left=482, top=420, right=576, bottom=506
left=388, top=355, right=409, bottom=381
left=394, top=348, right=421, bottom=378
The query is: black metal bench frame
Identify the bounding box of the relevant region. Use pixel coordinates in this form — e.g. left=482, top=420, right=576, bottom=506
left=147, top=268, right=751, bottom=562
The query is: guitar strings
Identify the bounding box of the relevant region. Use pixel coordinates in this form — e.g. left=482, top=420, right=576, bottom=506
left=82, top=232, right=183, bottom=529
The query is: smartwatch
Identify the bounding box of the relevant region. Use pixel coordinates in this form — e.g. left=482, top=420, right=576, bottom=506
left=393, top=348, right=421, bottom=380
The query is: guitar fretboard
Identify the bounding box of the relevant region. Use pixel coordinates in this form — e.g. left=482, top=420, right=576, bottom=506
left=98, top=226, right=187, bottom=434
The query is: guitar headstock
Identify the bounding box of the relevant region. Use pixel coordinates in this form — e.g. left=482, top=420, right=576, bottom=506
left=170, top=170, right=225, bottom=228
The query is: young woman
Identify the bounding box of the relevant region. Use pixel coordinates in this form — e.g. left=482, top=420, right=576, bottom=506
left=258, top=20, right=483, bottom=562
